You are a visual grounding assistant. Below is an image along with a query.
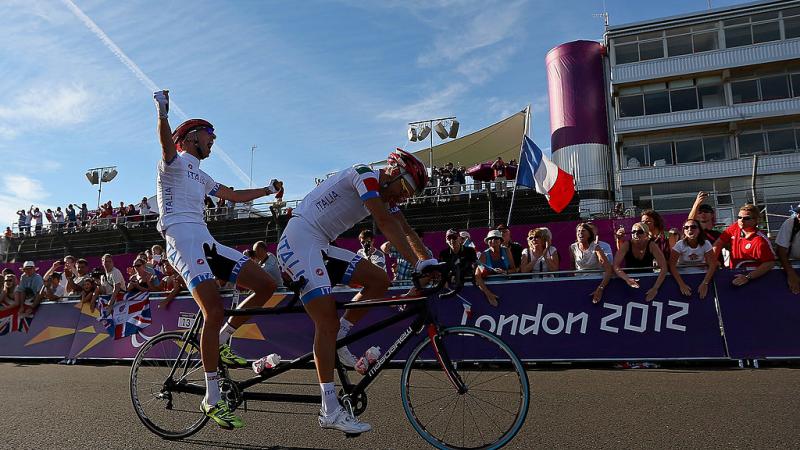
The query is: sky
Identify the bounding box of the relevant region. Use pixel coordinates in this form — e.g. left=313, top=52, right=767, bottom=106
left=0, top=0, right=745, bottom=228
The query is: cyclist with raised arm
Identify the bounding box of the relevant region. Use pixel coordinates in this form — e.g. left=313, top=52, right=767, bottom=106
left=153, top=90, right=283, bottom=430
left=277, top=149, right=436, bottom=434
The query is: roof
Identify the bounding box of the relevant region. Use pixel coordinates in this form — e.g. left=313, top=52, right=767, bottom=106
left=606, top=0, right=798, bottom=36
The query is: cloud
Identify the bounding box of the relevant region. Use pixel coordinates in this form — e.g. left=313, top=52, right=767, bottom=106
left=0, top=84, right=91, bottom=139
left=377, top=83, right=467, bottom=121
left=0, top=175, right=52, bottom=228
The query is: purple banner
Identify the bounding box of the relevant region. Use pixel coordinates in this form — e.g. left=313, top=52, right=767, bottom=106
left=716, top=270, right=800, bottom=359
left=0, top=302, right=82, bottom=358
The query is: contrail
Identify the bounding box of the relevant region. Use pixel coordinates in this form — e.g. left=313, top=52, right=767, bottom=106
left=60, top=0, right=252, bottom=186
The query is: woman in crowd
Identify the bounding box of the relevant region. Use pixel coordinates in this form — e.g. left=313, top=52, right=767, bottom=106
left=669, top=218, right=717, bottom=299
left=519, top=227, right=559, bottom=276
left=641, top=209, right=670, bottom=261
left=613, top=222, right=669, bottom=302
left=80, top=277, right=101, bottom=313
left=475, top=229, right=517, bottom=306
left=570, top=222, right=613, bottom=303
left=127, top=258, right=160, bottom=293
left=0, top=273, right=17, bottom=310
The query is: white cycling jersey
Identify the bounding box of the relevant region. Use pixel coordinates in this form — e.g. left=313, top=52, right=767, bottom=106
left=293, top=165, right=384, bottom=241
left=156, top=152, right=221, bottom=234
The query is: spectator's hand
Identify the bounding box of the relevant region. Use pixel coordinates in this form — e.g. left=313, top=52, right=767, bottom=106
left=678, top=282, right=692, bottom=297
left=698, top=282, right=709, bottom=299
left=265, top=179, right=283, bottom=195
left=787, top=272, right=800, bottom=295
left=615, top=226, right=625, bottom=240
left=732, top=274, right=750, bottom=286
left=153, top=90, right=169, bottom=119
left=695, top=191, right=709, bottom=204
left=126, top=267, right=135, bottom=276
left=625, top=278, right=640, bottom=289
left=51, top=260, right=64, bottom=270
left=645, top=286, right=658, bottom=302
left=591, top=286, right=604, bottom=304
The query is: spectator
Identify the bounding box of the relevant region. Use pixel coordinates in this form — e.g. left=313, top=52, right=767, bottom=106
left=496, top=224, right=523, bottom=268
left=69, top=258, right=91, bottom=295
left=570, top=222, right=612, bottom=303
left=4, top=227, right=12, bottom=238
left=16, top=210, right=27, bottom=235
left=44, top=208, right=55, bottom=232
left=39, top=272, right=66, bottom=302
left=158, top=260, right=187, bottom=309
left=475, top=229, right=517, bottom=306
left=243, top=249, right=257, bottom=261
left=356, top=229, right=387, bottom=272
left=775, top=205, right=800, bottom=295
left=454, top=164, right=466, bottom=197
left=14, top=261, right=44, bottom=317
left=613, top=222, right=669, bottom=302
left=25, top=208, right=33, bottom=235
left=438, top=229, right=477, bottom=284
left=688, top=191, right=722, bottom=242
left=65, top=204, right=77, bottom=232
left=669, top=219, right=717, bottom=299
left=116, top=201, right=128, bottom=226
left=42, top=259, right=67, bottom=292
left=100, top=254, right=125, bottom=302
left=460, top=231, right=476, bottom=250
left=641, top=209, right=670, bottom=261
left=149, top=244, right=165, bottom=275
left=520, top=227, right=559, bottom=275
left=138, top=197, right=151, bottom=222
left=713, top=204, right=775, bottom=287
left=32, top=207, right=43, bottom=235
left=204, top=196, right=216, bottom=221
left=252, top=241, right=284, bottom=288
left=79, top=277, right=101, bottom=313
left=381, top=229, right=433, bottom=281
left=491, top=157, right=507, bottom=197
left=0, top=273, right=17, bottom=310
left=127, top=258, right=160, bottom=292
left=54, top=206, right=65, bottom=232
left=586, top=222, right=613, bottom=262
left=79, top=203, right=89, bottom=230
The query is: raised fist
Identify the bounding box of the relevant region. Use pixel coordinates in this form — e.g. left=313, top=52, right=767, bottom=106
left=153, top=90, right=169, bottom=119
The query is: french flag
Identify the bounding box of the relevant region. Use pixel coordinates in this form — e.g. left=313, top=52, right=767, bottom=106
left=516, top=135, right=575, bottom=213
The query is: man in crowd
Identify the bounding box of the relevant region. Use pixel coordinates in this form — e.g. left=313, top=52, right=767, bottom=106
left=100, top=254, right=126, bottom=303
left=39, top=272, right=66, bottom=302
left=776, top=204, right=800, bottom=295
left=439, top=229, right=477, bottom=284
left=688, top=191, right=722, bottom=242
left=381, top=228, right=432, bottom=281
left=68, top=258, right=91, bottom=294
left=14, top=261, right=44, bottom=317
left=356, top=229, right=387, bottom=273
left=253, top=241, right=284, bottom=288
left=712, top=204, right=775, bottom=286
left=496, top=224, right=523, bottom=268
left=491, top=157, right=507, bottom=197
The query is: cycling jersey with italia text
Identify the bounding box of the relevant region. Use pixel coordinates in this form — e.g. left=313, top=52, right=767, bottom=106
left=156, top=152, right=220, bottom=233
left=294, top=165, right=392, bottom=241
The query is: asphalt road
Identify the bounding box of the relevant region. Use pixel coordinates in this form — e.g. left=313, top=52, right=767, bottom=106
left=1, top=362, right=799, bottom=449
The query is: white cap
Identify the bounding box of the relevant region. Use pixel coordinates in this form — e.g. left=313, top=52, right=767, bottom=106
left=22, top=261, right=35, bottom=268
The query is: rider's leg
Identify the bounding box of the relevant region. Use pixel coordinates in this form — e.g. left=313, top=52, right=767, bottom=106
left=337, top=260, right=390, bottom=363
left=302, top=295, right=340, bottom=410
left=219, top=260, right=277, bottom=340
left=191, top=279, right=226, bottom=403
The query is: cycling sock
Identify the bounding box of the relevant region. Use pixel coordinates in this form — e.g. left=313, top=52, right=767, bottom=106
left=319, top=382, right=339, bottom=416
left=204, top=371, right=221, bottom=405
left=219, top=322, right=237, bottom=343
left=337, top=318, right=353, bottom=340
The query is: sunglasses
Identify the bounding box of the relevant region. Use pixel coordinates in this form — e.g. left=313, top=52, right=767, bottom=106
left=683, top=225, right=698, bottom=230
left=737, top=216, right=754, bottom=221
left=631, top=229, right=646, bottom=235
left=487, top=237, right=502, bottom=241
left=528, top=236, right=538, bottom=241
left=398, top=176, right=416, bottom=197
left=446, top=235, right=459, bottom=241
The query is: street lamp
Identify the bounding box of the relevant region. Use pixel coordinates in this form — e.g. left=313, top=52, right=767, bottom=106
left=408, top=116, right=459, bottom=171
left=85, top=166, right=118, bottom=210
left=250, top=145, right=257, bottom=188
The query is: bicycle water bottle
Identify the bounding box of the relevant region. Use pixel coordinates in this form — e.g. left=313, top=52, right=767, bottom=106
left=252, top=353, right=281, bottom=374
left=355, top=346, right=381, bottom=375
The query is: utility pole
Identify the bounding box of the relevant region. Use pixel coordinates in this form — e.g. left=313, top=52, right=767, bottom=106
left=250, top=145, right=257, bottom=188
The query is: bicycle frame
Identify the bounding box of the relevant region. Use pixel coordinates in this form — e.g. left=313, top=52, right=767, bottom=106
left=167, top=294, right=466, bottom=406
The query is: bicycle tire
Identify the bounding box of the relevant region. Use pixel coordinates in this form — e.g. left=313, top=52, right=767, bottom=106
left=401, top=326, right=529, bottom=450
left=130, top=331, right=210, bottom=439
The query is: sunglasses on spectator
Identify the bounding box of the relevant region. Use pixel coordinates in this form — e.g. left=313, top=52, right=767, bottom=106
left=446, top=235, right=459, bottom=241
left=630, top=229, right=645, bottom=235
left=487, top=237, right=502, bottom=241
left=737, top=216, right=755, bottom=221
left=527, top=236, right=538, bottom=241
left=683, top=225, right=698, bottom=230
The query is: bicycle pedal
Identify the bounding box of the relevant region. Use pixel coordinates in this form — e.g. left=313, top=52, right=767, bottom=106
left=344, top=433, right=362, bottom=438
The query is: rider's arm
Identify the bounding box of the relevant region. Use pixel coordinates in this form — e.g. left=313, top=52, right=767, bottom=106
left=215, top=180, right=283, bottom=204
left=364, top=199, right=422, bottom=265
left=391, top=209, right=431, bottom=262
left=154, top=91, right=177, bottom=163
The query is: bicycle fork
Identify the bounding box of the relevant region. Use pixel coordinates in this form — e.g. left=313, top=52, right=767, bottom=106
left=426, top=324, right=467, bottom=394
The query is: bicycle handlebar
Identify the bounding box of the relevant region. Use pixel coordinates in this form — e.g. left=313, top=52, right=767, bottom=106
left=410, top=262, right=464, bottom=298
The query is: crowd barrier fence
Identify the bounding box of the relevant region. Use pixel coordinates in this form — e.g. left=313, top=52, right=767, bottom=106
left=1, top=266, right=798, bottom=362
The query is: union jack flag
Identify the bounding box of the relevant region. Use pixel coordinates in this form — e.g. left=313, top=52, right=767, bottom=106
left=97, top=291, right=152, bottom=340
left=0, top=305, right=30, bottom=335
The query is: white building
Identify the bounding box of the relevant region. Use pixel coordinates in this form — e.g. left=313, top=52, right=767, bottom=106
left=605, top=0, right=800, bottom=228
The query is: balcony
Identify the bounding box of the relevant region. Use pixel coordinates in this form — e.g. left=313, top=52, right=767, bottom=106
left=615, top=97, right=800, bottom=134
left=618, top=151, right=800, bottom=186
left=612, top=38, right=800, bottom=85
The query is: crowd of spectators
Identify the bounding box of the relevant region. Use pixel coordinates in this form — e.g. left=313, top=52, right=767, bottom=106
left=11, top=198, right=156, bottom=237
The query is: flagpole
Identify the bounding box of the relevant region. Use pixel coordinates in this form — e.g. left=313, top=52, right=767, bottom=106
left=506, top=105, right=531, bottom=226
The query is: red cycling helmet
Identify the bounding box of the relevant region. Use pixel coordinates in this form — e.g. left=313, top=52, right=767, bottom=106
left=172, top=119, right=214, bottom=149
left=386, top=148, right=429, bottom=196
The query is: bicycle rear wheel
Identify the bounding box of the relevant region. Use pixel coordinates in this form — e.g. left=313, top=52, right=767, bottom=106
left=130, top=331, right=209, bottom=439
left=401, top=326, right=529, bottom=450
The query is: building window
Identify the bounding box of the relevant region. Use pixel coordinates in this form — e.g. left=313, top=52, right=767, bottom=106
left=638, top=39, right=664, bottom=61
left=621, top=134, right=732, bottom=170
left=792, top=74, right=800, bottom=97
left=649, top=142, right=674, bottom=165
left=622, top=145, right=647, bottom=168
left=731, top=79, right=760, bottom=103
left=738, top=132, right=765, bottom=156
left=732, top=72, right=796, bottom=104
left=644, top=91, right=670, bottom=115
left=615, top=42, right=639, bottom=64
left=698, top=83, right=725, bottom=108
left=724, top=12, right=781, bottom=48
left=702, top=136, right=729, bottom=161
left=670, top=87, right=699, bottom=111
left=618, top=95, right=644, bottom=117
left=765, top=128, right=797, bottom=153
left=675, top=139, right=704, bottom=163
left=760, top=74, right=791, bottom=100
left=786, top=10, right=800, bottom=39
left=616, top=77, right=724, bottom=118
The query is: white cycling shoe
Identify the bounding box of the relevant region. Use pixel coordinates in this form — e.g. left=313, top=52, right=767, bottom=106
left=337, top=345, right=358, bottom=368
left=318, top=407, right=372, bottom=434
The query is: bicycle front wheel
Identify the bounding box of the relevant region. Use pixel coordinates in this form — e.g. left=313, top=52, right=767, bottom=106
left=401, top=326, right=529, bottom=450
left=130, top=331, right=209, bottom=439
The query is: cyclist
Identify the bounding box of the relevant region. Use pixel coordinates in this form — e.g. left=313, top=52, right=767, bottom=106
left=153, top=90, right=283, bottom=430
left=277, top=149, right=437, bottom=434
